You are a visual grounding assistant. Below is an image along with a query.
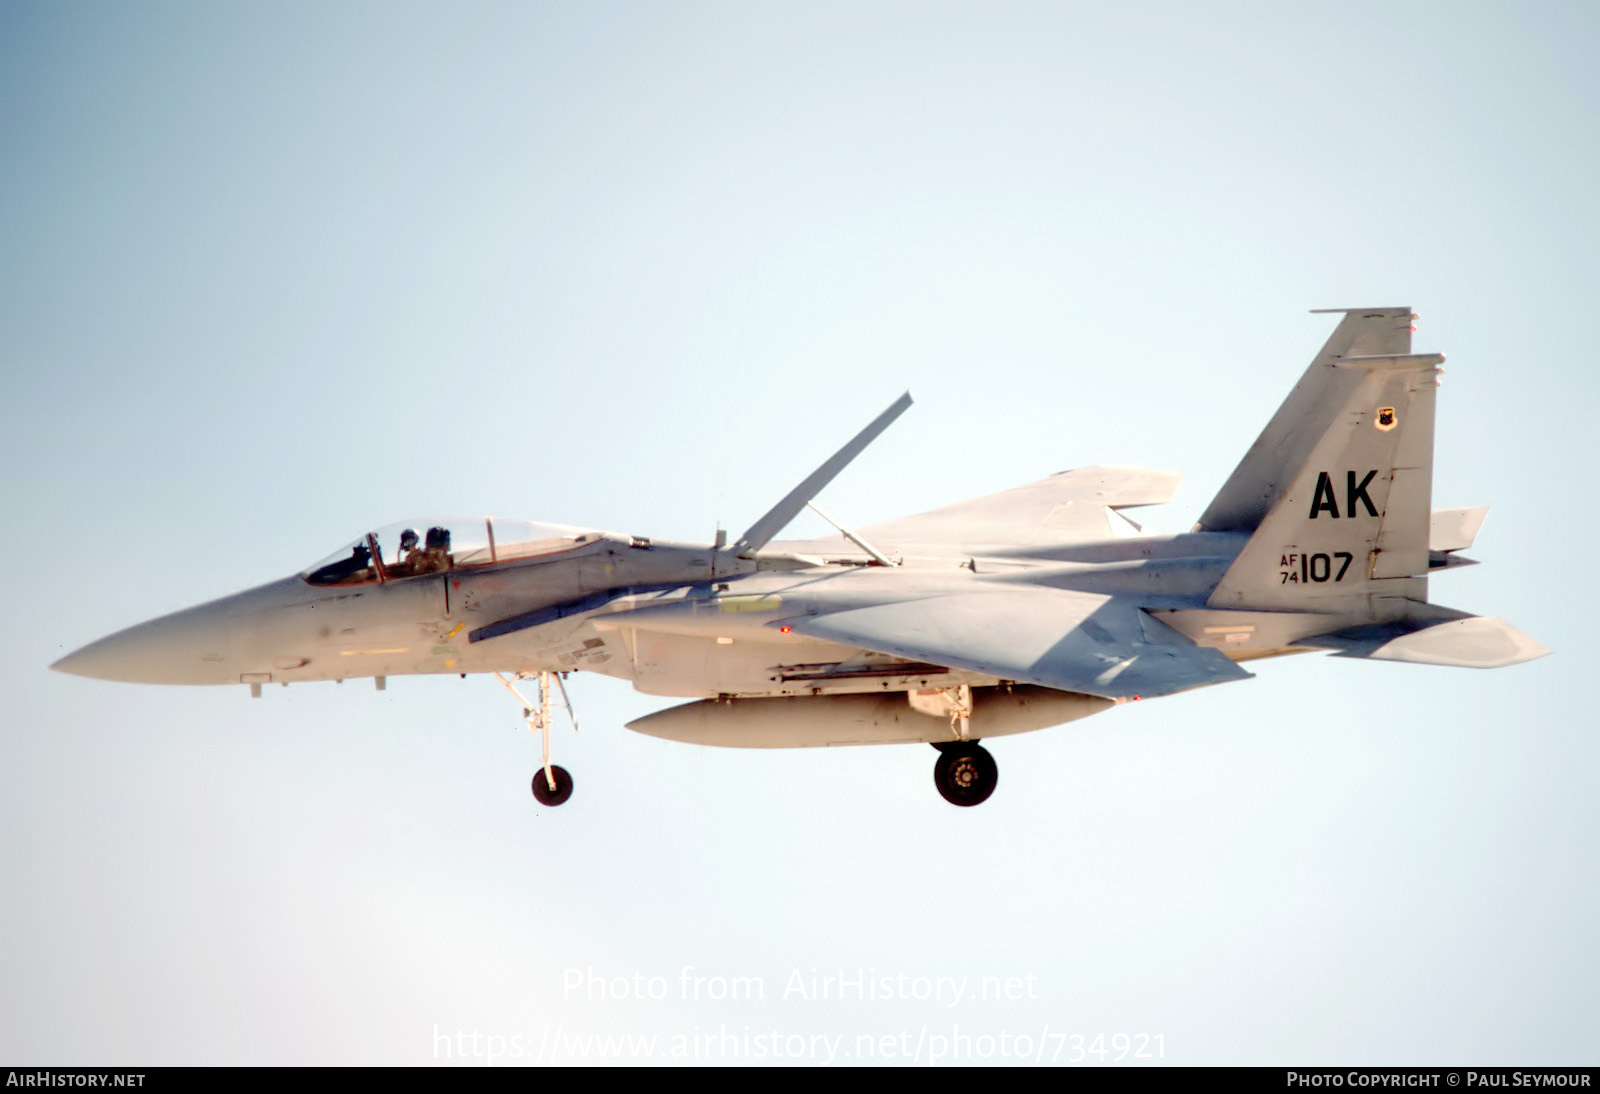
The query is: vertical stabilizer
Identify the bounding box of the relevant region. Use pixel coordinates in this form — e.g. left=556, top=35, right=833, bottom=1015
left=1205, top=310, right=1443, bottom=614
left=1198, top=308, right=1415, bottom=533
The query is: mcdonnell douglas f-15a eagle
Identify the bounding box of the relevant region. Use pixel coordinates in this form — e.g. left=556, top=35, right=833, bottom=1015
left=52, top=308, right=1548, bottom=807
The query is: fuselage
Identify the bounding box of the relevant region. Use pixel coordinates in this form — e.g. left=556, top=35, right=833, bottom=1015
left=52, top=520, right=1255, bottom=697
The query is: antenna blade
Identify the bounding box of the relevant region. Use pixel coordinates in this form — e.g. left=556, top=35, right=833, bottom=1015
left=733, top=391, right=912, bottom=557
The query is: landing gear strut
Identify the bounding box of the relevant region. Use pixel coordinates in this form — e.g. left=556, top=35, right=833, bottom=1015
left=496, top=671, right=578, bottom=807
left=932, top=741, right=998, bottom=807
left=911, top=684, right=997, bottom=806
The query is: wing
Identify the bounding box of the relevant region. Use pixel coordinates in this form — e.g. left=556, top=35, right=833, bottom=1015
left=773, top=465, right=1181, bottom=558
left=780, top=586, right=1252, bottom=701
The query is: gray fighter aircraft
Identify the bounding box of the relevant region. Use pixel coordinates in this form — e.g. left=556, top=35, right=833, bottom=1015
left=52, top=308, right=1548, bottom=807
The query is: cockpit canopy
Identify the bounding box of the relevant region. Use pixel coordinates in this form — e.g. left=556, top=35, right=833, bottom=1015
left=302, top=518, right=600, bottom=586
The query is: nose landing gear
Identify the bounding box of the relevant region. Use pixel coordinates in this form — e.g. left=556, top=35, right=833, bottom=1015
left=495, top=671, right=579, bottom=808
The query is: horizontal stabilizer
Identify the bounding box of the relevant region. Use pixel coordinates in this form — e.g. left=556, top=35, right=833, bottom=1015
left=1304, top=616, right=1549, bottom=668
left=1430, top=507, right=1489, bottom=553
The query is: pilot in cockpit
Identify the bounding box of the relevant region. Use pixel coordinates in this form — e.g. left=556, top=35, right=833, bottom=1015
left=413, top=526, right=452, bottom=574
left=396, top=528, right=421, bottom=574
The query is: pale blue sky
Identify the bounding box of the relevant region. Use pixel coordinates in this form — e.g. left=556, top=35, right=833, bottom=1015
left=3, top=0, right=1595, bottom=1065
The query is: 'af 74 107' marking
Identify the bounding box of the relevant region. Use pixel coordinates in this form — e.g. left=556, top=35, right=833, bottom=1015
left=1279, top=551, right=1354, bottom=584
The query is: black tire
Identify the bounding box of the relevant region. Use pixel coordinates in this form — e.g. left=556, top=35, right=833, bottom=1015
left=933, top=744, right=997, bottom=807
left=531, top=765, right=574, bottom=806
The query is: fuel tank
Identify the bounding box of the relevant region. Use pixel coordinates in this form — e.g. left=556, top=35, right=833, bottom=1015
left=625, top=685, right=1113, bottom=748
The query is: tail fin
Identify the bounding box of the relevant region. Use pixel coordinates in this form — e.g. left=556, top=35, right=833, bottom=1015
left=1203, top=308, right=1443, bottom=613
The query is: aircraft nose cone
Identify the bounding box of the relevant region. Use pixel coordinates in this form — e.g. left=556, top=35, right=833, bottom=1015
left=50, top=641, right=114, bottom=679
left=51, top=607, right=235, bottom=685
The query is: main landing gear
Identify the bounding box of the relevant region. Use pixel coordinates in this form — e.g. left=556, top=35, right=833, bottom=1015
left=911, top=683, right=998, bottom=807
left=495, top=670, right=578, bottom=808
left=932, top=741, right=998, bottom=807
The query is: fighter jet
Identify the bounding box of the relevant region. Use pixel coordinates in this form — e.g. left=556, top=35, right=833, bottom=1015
left=52, top=308, right=1547, bottom=807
